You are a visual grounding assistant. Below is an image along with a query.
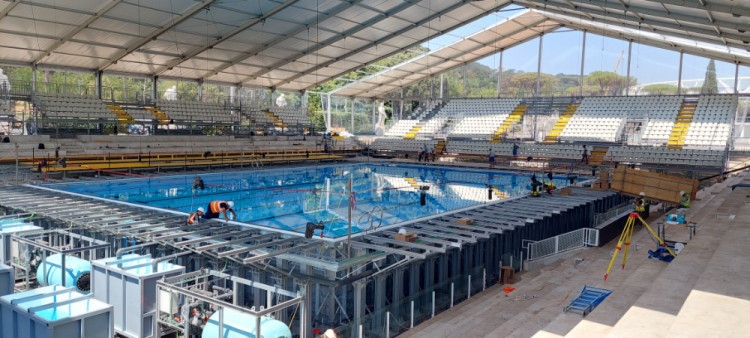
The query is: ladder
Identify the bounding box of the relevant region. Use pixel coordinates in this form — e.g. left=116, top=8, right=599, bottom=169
left=564, top=286, right=612, bottom=316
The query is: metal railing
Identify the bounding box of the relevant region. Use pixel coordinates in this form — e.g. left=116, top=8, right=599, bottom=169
left=525, top=228, right=599, bottom=261
left=593, top=202, right=633, bottom=226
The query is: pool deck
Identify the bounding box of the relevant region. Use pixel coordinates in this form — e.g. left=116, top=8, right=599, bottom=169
left=399, top=173, right=750, bottom=338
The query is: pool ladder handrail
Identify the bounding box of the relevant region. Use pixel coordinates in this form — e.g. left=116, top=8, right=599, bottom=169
left=358, top=205, right=384, bottom=232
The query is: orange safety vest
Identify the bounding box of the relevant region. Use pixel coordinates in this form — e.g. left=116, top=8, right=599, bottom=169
left=209, top=201, right=228, bottom=213
left=187, top=212, right=199, bottom=224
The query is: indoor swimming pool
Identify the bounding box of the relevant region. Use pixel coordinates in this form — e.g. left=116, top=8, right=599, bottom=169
left=44, top=164, right=578, bottom=238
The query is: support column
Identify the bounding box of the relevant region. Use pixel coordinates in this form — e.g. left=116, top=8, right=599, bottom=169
left=677, top=52, right=683, bottom=94
left=351, top=97, right=355, bottom=132
left=400, top=88, right=404, bottom=120
left=31, top=64, right=37, bottom=94
left=579, top=31, right=586, bottom=97
left=197, top=80, right=203, bottom=102
left=424, top=258, right=435, bottom=290
left=536, top=34, right=543, bottom=96
left=626, top=40, right=633, bottom=96
left=151, top=76, right=158, bottom=103
left=300, top=282, right=313, bottom=338
left=408, top=262, right=419, bottom=295
left=372, top=100, right=377, bottom=133
left=95, top=70, right=102, bottom=99
left=392, top=268, right=404, bottom=318
left=430, top=76, right=435, bottom=99
left=326, top=93, right=332, bottom=132
left=734, top=62, right=740, bottom=94
left=462, top=64, right=468, bottom=97
left=439, top=73, right=444, bottom=99
left=352, top=281, right=366, bottom=337
left=374, top=275, right=386, bottom=329
left=496, top=50, right=503, bottom=97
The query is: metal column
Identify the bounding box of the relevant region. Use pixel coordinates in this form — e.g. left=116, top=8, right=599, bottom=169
left=677, top=52, right=684, bottom=94
left=400, top=88, right=404, bottom=120
left=579, top=31, right=586, bottom=97
left=462, top=64, right=467, bottom=97
left=496, top=50, right=503, bottom=97
left=95, top=70, right=102, bottom=99
left=439, top=73, right=444, bottom=98
left=326, top=93, right=332, bottom=132
left=351, top=97, right=355, bottom=132
left=151, top=76, right=158, bottom=102
left=734, top=62, right=740, bottom=94
left=536, top=34, right=543, bottom=96
left=626, top=40, right=632, bottom=96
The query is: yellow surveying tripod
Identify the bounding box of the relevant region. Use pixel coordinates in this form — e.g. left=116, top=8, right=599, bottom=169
left=604, top=213, right=676, bottom=280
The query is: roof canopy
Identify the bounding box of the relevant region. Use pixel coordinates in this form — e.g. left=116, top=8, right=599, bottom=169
left=0, top=0, right=748, bottom=96
left=0, top=0, right=510, bottom=91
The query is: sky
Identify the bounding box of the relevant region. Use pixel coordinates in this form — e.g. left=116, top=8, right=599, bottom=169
left=417, top=5, right=750, bottom=87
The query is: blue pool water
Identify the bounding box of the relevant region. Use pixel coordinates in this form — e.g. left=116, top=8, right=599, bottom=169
left=44, top=164, right=579, bottom=238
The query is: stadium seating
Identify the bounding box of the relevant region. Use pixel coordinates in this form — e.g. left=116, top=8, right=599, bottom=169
left=155, top=100, right=237, bottom=124
left=682, top=95, right=735, bottom=148
left=639, top=96, right=683, bottom=143
left=558, top=97, right=632, bottom=143
left=269, top=108, right=312, bottom=126
left=385, top=120, right=419, bottom=137
left=33, top=93, right=112, bottom=120
left=446, top=98, right=521, bottom=138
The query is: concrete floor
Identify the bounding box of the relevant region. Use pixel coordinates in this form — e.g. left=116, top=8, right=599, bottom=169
left=399, top=174, right=750, bottom=338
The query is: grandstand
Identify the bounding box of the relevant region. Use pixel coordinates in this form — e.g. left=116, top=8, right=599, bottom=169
left=0, top=1, right=749, bottom=338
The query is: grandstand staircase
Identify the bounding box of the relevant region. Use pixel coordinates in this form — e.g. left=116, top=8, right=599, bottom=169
left=435, top=140, right=447, bottom=153
left=403, top=125, right=422, bottom=140
left=667, top=99, right=697, bottom=149
left=588, top=146, right=609, bottom=166
left=543, top=103, right=579, bottom=144
left=146, top=106, right=170, bottom=125
left=490, top=104, right=527, bottom=142
left=106, top=105, right=135, bottom=124
left=265, top=111, right=287, bottom=128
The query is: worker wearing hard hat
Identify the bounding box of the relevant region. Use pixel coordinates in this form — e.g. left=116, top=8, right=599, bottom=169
left=186, top=207, right=204, bottom=225
left=203, top=200, right=237, bottom=222
left=679, top=191, right=690, bottom=209
left=634, top=192, right=647, bottom=218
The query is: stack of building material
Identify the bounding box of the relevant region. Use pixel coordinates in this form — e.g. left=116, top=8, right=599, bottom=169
left=610, top=167, right=698, bottom=203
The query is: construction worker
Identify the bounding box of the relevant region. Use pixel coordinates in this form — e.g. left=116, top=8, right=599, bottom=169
left=203, top=200, right=237, bottom=222
left=634, top=192, right=647, bottom=218
left=679, top=191, right=690, bottom=209
left=186, top=207, right=204, bottom=225
left=544, top=181, right=556, bottom=194
left=530, top=176, right=543, bottom=197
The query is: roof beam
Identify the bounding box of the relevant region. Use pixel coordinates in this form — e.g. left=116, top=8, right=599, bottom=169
left=348, top=16, right=551, bottom=96
left=33, top=0, right=123, bottom=65
left=275, top=0, right=472, bottom=88
left=155, top=0, right=299, bottom=77
left=542, top=12, right=750, bottom=66
left=557, top=0, right=746, bottom=32
left=298, top=0, right=512, bottom=91
left=98, top=0, right=219, bottom=71
left=356, top=23, right=563, bottom=98
left=201, top=0, right=368, bottom=81
left=642, top=0, right=750, bottom=17
left=0, top=0, right=20, bottom=18
left=235, top=0, right=422, bottom=84
left=515, top=1, right=750, bottom=49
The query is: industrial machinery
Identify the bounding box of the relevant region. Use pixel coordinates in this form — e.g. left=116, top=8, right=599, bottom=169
left=156, top=269, right=304, bottom=338
left=36, top=253, right=91, bottom=293
left=0, top=285, right=114, bottom=338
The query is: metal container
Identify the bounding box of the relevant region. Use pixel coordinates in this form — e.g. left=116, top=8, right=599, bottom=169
left=0, top=285, right=114, bottom=338
left=0, top=222, right=42, bottom=264
left=36, top=253, right=92, bottom=293
left=92, top=253, right=185, bottom=338
left=202, top=307, right=292, bottom=338
left=0, top=263, right=12, bottom=297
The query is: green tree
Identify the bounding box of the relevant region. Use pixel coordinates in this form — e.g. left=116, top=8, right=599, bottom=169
left=642, top=84, right=680, bottom=95
left=585, top=71, right=629, bottom=96
left=701, top=59, right=718, bottom=94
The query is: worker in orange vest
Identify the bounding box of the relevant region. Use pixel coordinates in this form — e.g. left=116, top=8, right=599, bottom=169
left=203, top=200, right=237, bottom=222
left=186, top=207, right=204, bottom=225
